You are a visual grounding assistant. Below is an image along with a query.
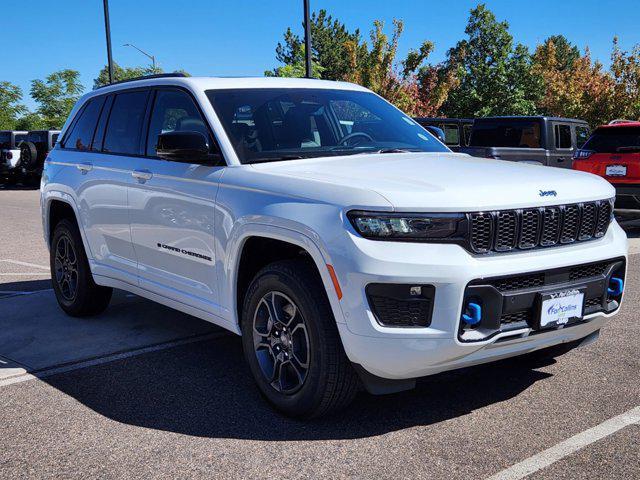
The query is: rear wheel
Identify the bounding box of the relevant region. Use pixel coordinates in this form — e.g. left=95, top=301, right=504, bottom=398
left=241, top=259, right=359, bottom=418
left=50, top=219, right=112, bottom=316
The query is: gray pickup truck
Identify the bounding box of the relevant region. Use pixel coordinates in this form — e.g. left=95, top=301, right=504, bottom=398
left=460, top=116, right=590, bottom=169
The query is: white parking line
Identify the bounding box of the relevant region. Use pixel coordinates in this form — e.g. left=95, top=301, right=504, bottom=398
left=0, top=332, right=225, bottom=388
left=487, top=406, right=640, bottom=480
left=0, top=259, right=49, bottom=270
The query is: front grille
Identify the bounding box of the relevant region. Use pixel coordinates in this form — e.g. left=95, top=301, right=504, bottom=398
left=500, top=310, right=532, bottom=325
left=488, top=260, right=611, bottom=293
left=469, top=200, right=613, bottom=254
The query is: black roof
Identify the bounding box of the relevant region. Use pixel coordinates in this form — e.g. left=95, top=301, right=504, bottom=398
left=475, top=116, right=588, bottom=124
left=414, top=117, right=474, bottom=124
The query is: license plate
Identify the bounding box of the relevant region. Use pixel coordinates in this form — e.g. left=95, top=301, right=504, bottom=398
left=606, top=165, right=627, bottom=176
left=539, top=289, right=584, bottom=328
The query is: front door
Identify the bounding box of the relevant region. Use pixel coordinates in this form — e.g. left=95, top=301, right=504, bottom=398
left=127, top=87, right=224, bottom=313
left=550, top=122, right=574, bottom=168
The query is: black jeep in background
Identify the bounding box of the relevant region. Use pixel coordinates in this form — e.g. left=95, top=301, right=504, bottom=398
left=20, top=130, right=60, bottom=186
left=414, top=117, right=474, bottom=151
left=460, top=116, right=590, bottom=169
left=0, top=130, right=27, bottom=185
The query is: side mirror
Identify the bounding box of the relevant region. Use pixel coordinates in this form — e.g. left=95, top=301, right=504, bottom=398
left=425, top=126, right=446, bottom=144
left=156, top=131, right=219, bottom=164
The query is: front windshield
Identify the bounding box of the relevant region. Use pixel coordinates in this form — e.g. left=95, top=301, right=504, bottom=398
left=206, top=88, right=448, bottom=164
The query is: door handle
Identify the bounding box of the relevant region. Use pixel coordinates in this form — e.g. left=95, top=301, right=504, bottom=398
left=132, top=169, right=153, bottom=182
left=76, top=162, right=93, bottom=174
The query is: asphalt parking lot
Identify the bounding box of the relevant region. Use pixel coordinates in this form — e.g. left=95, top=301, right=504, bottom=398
left=0, top=188, right=638, bottom=479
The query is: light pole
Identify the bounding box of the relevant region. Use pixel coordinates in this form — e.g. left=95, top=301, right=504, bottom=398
left=123, top=43, right=157, bottom=70
left=102, top=0, right=114, bottom=83
left=304, top=0, right=312, bottom=78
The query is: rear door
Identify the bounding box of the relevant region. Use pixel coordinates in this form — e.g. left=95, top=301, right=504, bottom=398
left=127, top=87, right=225, bottom=313
left=65, top=90, right=149, bottom=284
left=550, top=122, right=574, bottom=168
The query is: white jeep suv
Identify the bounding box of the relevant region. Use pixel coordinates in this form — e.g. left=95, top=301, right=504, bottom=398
left=41, top=74, right=628, bottom=417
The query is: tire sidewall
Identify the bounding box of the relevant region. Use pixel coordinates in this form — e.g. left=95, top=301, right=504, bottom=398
left=241, top=267, right=332, bottom=417
left=50, top=220, right=92, bottom=313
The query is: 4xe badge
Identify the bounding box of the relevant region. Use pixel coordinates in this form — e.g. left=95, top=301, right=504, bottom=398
left=539, top=190, right=557, bottom=197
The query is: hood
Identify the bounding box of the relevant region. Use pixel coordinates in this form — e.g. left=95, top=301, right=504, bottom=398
left=251, top=152, right=615, bottom=211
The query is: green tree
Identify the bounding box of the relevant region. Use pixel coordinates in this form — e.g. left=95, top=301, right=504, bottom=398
left=269, top=9, right=360, bottom=80
left=610, top=38, right=640, bottom=120
left=93, top=62, right=163, bottom=89
left=30, top=70, right=84, bottom=129
left=14, top=112, right=45, bottom=131
left=0, top=81, right=27, bottom=130
left=441, top=4, right=541, bottom=117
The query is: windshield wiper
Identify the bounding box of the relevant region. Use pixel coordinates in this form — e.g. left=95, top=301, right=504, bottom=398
left=616, top=146, right=640, bottom=153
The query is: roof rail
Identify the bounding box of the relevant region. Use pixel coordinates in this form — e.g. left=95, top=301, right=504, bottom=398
left=608, top=119, right=634, bottom=125
left=97, top=72, right=188, bottom=89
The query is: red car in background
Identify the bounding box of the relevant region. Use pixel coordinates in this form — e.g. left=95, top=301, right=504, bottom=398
left=573, top=121, right=640, bottom=209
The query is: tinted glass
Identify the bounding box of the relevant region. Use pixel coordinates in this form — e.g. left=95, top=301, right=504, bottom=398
left=103, top=91, right=149, bottom=155
left=554, top=124, right=572, bottom=149
left=470, top=120, right=541, bottom=148
left=64, top=97, right=105, bottom=151
left=51, top=133, right=59, bottom=146
left=92, top=95, right=114, bottom=151
left=442, top=124, right=459, bottom=145
left=582, top=126, right=640, bottom=153
left=207, top=88, right=448, bottom=164
left=575, top=126, right=590, bottom=148
left=146, top=89, right=210, bottom=156
left=14, top=134, right=26, bottom=147
left=0, top=133, right=10, bottom=149
left=463, top=124, right=473, bottom=146
left=28, top=132, right=47, bottom=144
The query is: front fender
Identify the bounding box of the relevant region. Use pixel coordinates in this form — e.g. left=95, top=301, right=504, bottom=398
left=220, top=219, right=346, bottom=331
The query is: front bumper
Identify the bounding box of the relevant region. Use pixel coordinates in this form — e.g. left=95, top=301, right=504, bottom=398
left=333, top=220, right=628, bottom=379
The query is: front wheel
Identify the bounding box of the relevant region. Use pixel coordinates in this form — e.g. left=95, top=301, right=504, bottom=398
left=50, top=219, right=113, bottom=316
left=241, top=259, right=359, bottom=418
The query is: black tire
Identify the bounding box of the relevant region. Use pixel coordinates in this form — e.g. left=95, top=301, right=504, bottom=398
left=50, top=219, right=112, bottom=317
left=241, top=259, right=359, bottom=418
left=20, top=142, right=38, bottom=170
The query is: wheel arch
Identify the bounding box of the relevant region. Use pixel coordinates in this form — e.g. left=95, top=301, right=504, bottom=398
left=42, top=191, right=93, bottom=260
left=226, top=225, right=345, bottom=331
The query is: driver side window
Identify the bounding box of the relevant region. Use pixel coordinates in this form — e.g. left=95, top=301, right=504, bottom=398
left=146, top=89, right=211, bottom=157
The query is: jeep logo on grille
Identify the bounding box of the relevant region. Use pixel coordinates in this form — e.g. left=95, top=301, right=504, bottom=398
left=539, top=190, right=557, bottom=197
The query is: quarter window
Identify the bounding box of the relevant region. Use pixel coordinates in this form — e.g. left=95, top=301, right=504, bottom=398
left=442, top=124, right=460, bottom=145
left=555, top=124, right=572, bottom=149
left=64, top=98, right=105, bottom=151
left=146, top=89, right=211, bottom=157
left=103, top=90, right=149, bottom=155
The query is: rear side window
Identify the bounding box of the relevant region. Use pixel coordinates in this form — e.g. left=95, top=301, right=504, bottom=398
left=463, top=124, right=473, bottom=146
left=146, top=89, right=211, bottom=156
left=103, top=90, right=149, bottom=155
left=442, top=124, right=459, bottom=145
left=470, top=120, right=541, bottom=148
left=583, top=126, right=640, bottom=153
left=576, top=125, right=590, bottom=148
left=64, top=97, right=105, bottom=151
left=554, top=124, right=572, bottom=149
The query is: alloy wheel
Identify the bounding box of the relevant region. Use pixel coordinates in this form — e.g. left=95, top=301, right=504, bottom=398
left=252, top=291, right=310, bottom=394
left=54, top=235, right=78, bottom=301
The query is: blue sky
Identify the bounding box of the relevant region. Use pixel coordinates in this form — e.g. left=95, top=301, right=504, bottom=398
left=3, top=0, right=640, bottom=110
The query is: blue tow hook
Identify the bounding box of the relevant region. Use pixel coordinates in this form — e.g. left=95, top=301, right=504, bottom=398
left=462, top=302, right=482, bottom=326
left=608, top=277, right=624, bottom=296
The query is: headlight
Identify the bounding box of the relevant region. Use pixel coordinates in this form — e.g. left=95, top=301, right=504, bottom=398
left=347, top=211, right=467, bottom=241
